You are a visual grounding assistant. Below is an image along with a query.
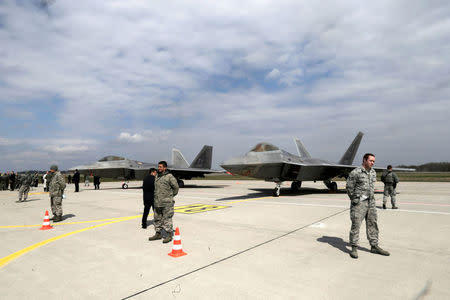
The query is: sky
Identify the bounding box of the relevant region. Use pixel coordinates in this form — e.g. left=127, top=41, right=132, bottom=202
left=0, top=0, right=449, bottom=171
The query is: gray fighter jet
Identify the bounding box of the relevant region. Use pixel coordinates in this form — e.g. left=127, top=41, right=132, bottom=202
left=221, top=132, right=413, bottom=196
left=70, top=145, right=221, bottom=188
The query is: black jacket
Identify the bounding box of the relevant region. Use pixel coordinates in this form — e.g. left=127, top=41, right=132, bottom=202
left=142, top=175, right=155, bottom=206
left=73, top=171, right=80, bottom=183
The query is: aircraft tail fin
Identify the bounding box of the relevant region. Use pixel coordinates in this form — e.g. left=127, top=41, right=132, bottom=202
left=293, top=138, right=311, bottom=158
left=172, top=148, right=189, bottom=168
left=190, top=145, right=213, bottom=169
left=339, top=132, right=364, bottom=165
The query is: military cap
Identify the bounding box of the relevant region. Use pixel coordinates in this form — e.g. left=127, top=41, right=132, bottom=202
left=50, top=164, right=58, bottom=171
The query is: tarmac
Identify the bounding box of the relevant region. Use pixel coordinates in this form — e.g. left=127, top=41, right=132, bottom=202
left=0, top=180, right=449, bottom=299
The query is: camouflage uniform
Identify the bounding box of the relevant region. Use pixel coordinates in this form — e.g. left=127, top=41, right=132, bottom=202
left=381, top=171, right=399, bottom=207
left=18, top=174, right=33, bottom=202
left=346, top=166, right=379, bottom=247
left=153, top=171, right=179, bottom=234
left=49, top=171, right=66, bottom=218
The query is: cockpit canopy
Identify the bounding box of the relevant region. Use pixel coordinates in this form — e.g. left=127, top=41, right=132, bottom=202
left=249, top=143, right=279, bottom=152
left=99, top=156, right=125, bottom=162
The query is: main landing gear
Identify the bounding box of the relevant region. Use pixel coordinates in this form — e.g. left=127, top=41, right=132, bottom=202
left=177, top=179, right=185, bottom=188
left=324, top=180, right=338, bottom=192
left=291, top=181, right=302, bottom=192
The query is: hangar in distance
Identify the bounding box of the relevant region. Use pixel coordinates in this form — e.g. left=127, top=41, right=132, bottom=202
left=221, top=132, right=414, bottom=197
left=70, top=145, right=222, bottom=188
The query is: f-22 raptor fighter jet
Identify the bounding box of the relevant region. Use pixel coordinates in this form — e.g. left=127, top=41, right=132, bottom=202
left=70, top=145, right=221, bottom=189
left=221, top=132, right=411, bottom=197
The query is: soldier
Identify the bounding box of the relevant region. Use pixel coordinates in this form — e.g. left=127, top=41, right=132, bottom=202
left=46, top=171, right=54, bottom=193
left=4, top=172, right=10, bottom=190
left=0, top=173, right=4, bottom=190
left=17, top=173, right=32, bottom=202
left=48, top=165, right=66, bottom=222
left=142, top=168, right=157, bottom=229
left=148, top=161, right=179, bottom=243
left=9, top=171, right=16, bottom=191
left=381, top=165, right=399, bottom=209
left=346, top=153, right=390, bottom=259
left=73, top=169, right=80, bottom=192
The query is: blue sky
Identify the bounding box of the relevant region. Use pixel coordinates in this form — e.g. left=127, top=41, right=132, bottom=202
left=1, top=0, right=449, bottom=171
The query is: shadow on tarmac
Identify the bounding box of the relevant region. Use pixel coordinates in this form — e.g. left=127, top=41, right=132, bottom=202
left=317, top=236, right=371, bottom=254
left=216, top=187, right=347, bottom=201
left=61, top=214, right=76, bottom=221
left=182, top=184, right=228, bottom=189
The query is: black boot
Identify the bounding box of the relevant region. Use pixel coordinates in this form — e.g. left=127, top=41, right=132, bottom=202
left=163, top=232, right=173, bottom=244
left=350, top=246, right=358, bottom=259
left=382, top=204, right=386, bottom=209
left=53, top=216, right=62, bottom=222
left=148, top=232, right=162, bottom=241
left=371, top=245, right=390, bottom=256
left=392, top=206, right=398, bottom=209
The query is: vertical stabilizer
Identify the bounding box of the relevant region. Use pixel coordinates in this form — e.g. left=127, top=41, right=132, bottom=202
left=339, top=132, right=364, bottom=165
left=293, top=138, right=311, bottom=158
left=172, top=148, right=189, bottom=168
left=190, top=145, right=213, bottom=169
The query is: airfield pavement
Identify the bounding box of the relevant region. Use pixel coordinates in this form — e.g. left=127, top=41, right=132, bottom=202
left=0, top=180, right=449, bottom=299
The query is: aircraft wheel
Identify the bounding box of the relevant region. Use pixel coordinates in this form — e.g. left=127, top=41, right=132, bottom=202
left=291, top=181, right=302, bottom=192
left=330, top=182, right=338, bottom=192
left=122, top=183, right=128, bottom=189
left=272, top=187, right=280, bottom=197
left=177, top=180, right=185, bottom=188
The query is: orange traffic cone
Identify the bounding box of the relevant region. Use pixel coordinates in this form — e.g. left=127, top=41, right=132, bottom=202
left=39, top=210, right=53, bottom=230
left=168, top=227, right=187, bottom=257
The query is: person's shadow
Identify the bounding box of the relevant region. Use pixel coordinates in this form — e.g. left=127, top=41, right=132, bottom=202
left=61, top=214, right=76, bottom=221
left=317, top=236, right=371, bottom=254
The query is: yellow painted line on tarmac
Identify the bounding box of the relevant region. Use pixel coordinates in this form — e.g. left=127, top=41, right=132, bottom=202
left=0, top=215, right=140, bottom=228
left=0, top=215, right=140, bottom=269
left=28, top=192, right=49, bottom=195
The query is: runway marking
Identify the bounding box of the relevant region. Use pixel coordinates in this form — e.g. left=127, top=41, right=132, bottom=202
left=0, top=215, right=140, bottom=228
left=174, top=204, right=229, bottom=214
left=0, top=215, right=140, bottom=269
left=28, top=192, right=49, bottom=195
left=254, top=201, right=450, bottom=215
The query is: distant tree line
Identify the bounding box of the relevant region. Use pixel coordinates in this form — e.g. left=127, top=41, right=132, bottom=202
left=396, top=162, right=450, bottom=172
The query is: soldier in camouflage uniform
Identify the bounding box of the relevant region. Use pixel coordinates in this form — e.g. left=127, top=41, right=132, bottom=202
left=48, top=165, right=66, bottom=222
left=148, top=161, right=179, bottom=243
left=381, top=165, right=399, bottom=209
left=346, top=153, right=390, bottom=259
left=17, top=173, right=33, bottom=202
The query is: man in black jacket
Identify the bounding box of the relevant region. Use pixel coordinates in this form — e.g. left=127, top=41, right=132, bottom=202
left=73, top=169, right=80, bottom=192
left=142, top=168, right=157, bottom=229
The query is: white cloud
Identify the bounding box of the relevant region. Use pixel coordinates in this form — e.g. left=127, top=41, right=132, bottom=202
left=117, top=132, right=144, bottom=143
left=265, top=68, right=281, bottom=80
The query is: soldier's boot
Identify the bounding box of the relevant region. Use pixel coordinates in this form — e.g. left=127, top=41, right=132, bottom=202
left=392, top=206, right=398, bottom=209
left=163, top=232, right=173, bottom=244
left=371, top=245, right=390, bottom=256
left=382, top=204, right=386, bottom=209
left=148, top=232, right=162, bottom=241
left=350, top=246, right=358, bottom=259
left=53, top=216, right=62, bottom=222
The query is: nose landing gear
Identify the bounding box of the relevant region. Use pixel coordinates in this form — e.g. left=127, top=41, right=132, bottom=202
left=272, top=182, right=281, bottom=197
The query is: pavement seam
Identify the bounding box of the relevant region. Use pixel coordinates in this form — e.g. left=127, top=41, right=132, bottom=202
left=121, top=207, right=350, bottom=299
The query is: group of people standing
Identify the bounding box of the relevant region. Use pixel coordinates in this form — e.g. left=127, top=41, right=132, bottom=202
left=141, top=161, right=179, bottom=244
left=0, top=171, right=17, bottom=191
